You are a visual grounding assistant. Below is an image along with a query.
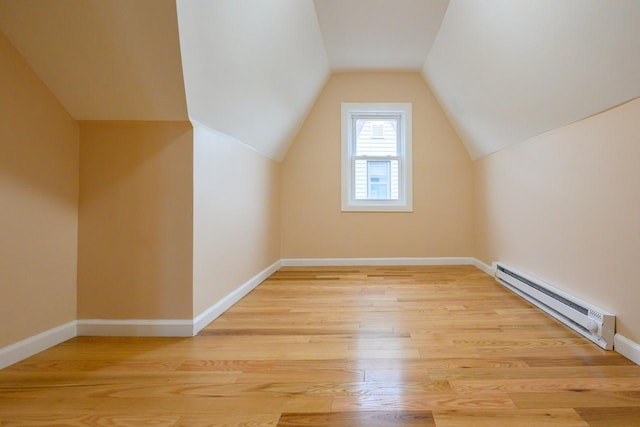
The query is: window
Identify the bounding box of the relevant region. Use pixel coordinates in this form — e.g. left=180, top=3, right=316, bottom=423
left=341, top=103, right=412, bottom=211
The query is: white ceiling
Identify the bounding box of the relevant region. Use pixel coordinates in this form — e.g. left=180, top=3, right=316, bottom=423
left=424, top=0, right=640, bottom=159
left=0, top=0, right=638, bottom=161
left=313, top=0, right=449, bottom=71
left=176, top=0, right=329, bottom=160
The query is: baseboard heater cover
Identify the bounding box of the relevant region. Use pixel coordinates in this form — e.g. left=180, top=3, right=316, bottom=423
left=494, top=262, right=615, bottom=350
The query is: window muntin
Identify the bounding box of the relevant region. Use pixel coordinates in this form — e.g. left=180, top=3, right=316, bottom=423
left=341, top=103, right=412, bottom=212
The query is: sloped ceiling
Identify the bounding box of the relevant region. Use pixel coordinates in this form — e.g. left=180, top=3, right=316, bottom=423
left=0, top=0, right=188, bottom=121
left=313, top=0, right=449, bottom=71
left=1, top=0, right=638, bottom=161
left=424, top=0, right=640, bottom=159
left=176, top=0, right=329, bottom=160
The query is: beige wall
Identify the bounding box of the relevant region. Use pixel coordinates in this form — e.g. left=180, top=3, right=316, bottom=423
left=193, top=126, right=281, bottom=316
left=77, top=121, right=193, bottom=320
left=474, top=98, right=640, bottom=342
left=0, top=32, right=79, bottom=347
left=281, top=72, right=474, bottom=258
left=0, top=0, right=188, bottom=121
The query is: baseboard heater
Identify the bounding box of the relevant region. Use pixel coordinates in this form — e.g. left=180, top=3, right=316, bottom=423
left=494, top=262, right=615, bottom=350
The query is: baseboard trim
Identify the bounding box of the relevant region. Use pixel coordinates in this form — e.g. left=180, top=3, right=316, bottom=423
left=0, top=321, right=77, bottom=369
left=473, top=259, right=496, bottom=276
left=614, top=334, right=640, bottom=365
left=192, top=259, right=282, bottom=335
left=76, top=319, right=193, bottom=337
left=281, top=257, right=477, bottom=267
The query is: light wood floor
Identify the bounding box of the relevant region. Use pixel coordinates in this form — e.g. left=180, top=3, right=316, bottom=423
left=1, top=266, right=640, bottom=426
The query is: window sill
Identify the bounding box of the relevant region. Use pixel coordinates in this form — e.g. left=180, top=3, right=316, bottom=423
left=341, top=203, right=413, bottom=212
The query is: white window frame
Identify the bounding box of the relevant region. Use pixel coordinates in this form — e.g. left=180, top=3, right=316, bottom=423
left=341, top=102, right=412, bottom=212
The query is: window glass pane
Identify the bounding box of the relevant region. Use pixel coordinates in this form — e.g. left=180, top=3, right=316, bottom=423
left=354, top=159, right=399, bottom=201
left=367, top=160, right=396, bottom=200
left=355, top=118, right=398, bottom=156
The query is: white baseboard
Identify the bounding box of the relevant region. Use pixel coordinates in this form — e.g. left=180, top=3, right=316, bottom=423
left=0, top=321, right=76, bottom=369
left=76, top=319, right=193, bottom=337
left=614, top=334, right=640, bottom=365
left=281, top=257, right=476, bottom=267
left=473, top=259, right=496, bottom=276
left=192, top=259, right=282, bottom=335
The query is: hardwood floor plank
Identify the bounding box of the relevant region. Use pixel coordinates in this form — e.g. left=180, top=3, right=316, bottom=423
left=364, top=367, right=434, bottom=382
left=450, top=377, right=640, bottom=394
left=0, top=371, right=242, bottom=388
left=280, top=395, right=334, bottom=413
left=521, top=355, right=635, bottom=367
left=2, top=359, right=183, bottom=372
left=277, top=410, right=436, bottom=427
left=304, top=380, right=452, bottom=396
left=349, top=357, right=530, bottom=370
left=511, top=391, right=640, bottom=409
left=0, top=396, right=290, bottom=415
left=175, top=413, right=280, bottom=426
left=331, top=393, right=517, bottom=411
left=433, top=409, right=589, bottom=427
left=236, top=368, right=364, bottom=384
left=428, top=366, right=640, bottom=381
left=175, top=360, right=278, bottom=372
left=575, top=407, right=640, bottom=426
left=0, top=414, right=180, bottom=427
